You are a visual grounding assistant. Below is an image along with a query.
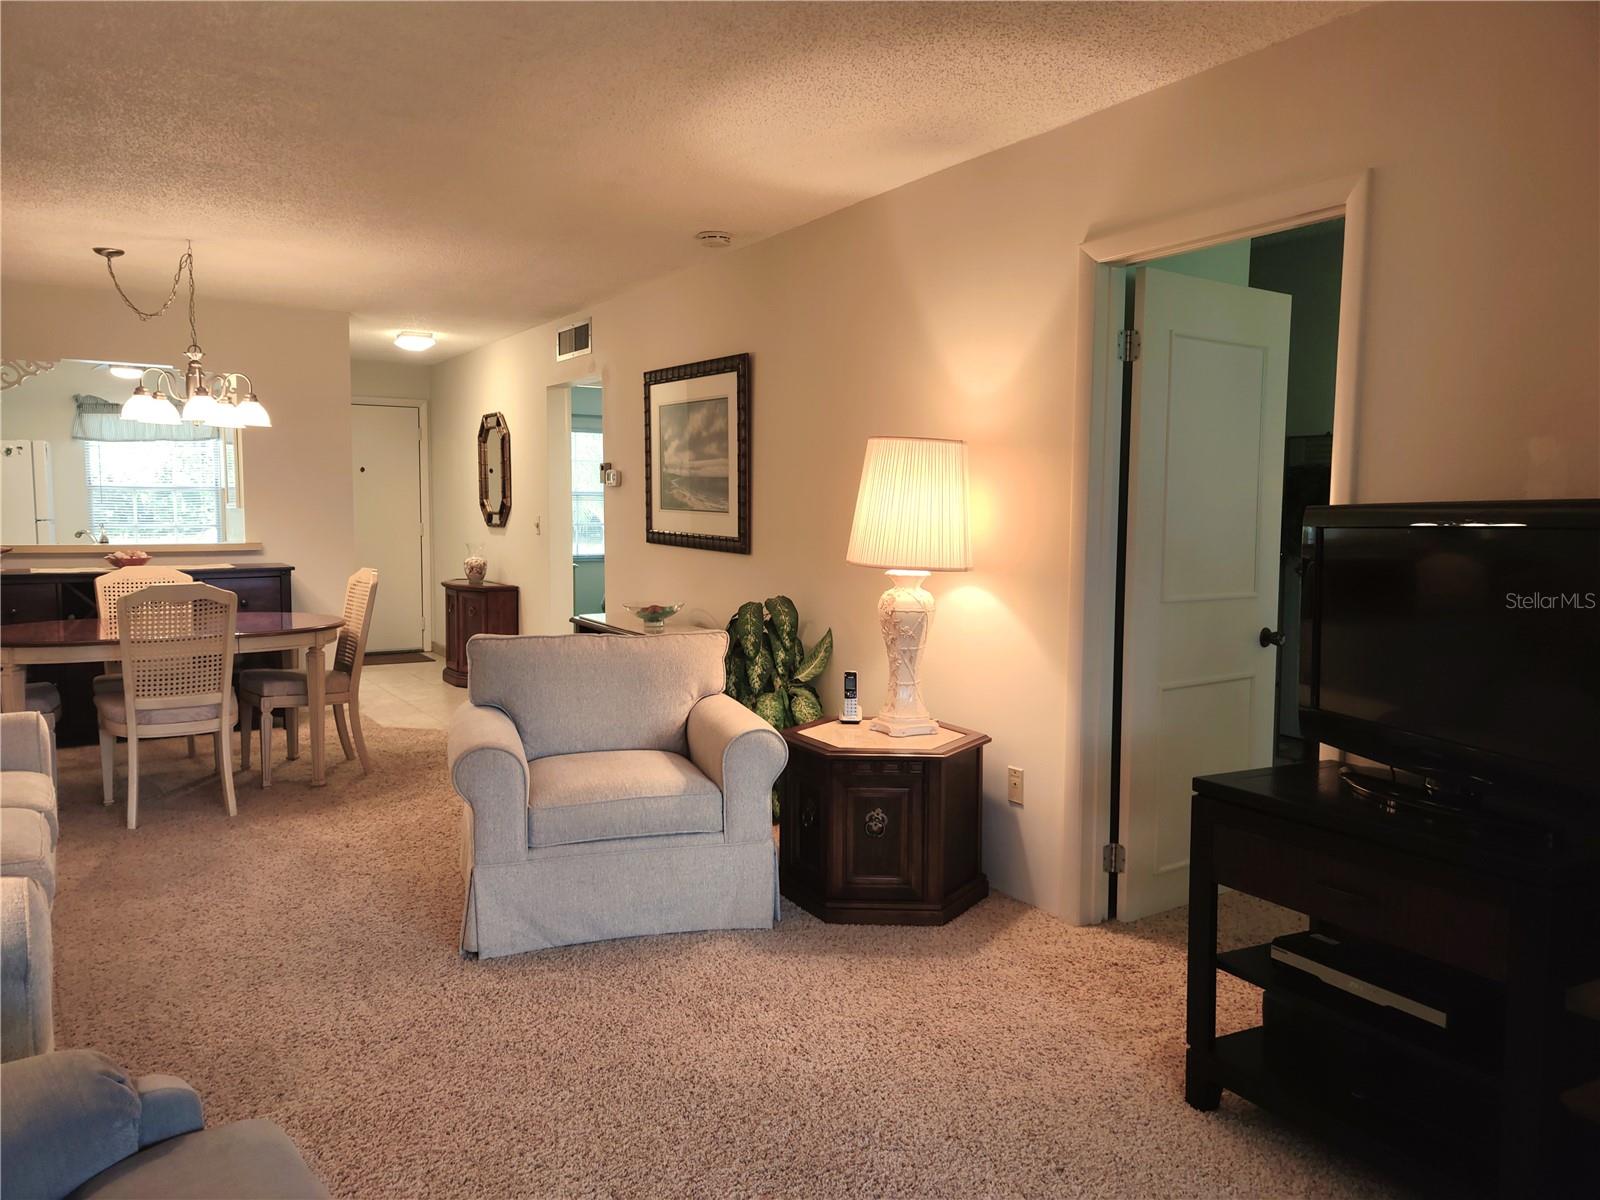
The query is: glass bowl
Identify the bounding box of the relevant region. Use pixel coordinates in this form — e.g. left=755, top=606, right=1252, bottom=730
left=622, top=602, right=684, bottom=632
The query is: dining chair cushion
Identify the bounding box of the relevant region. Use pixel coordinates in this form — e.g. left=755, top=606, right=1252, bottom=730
left=0, top=810, right=55, bottom=903
left=92, top=676, right=121, bottom=695
left=94, top=694, right=238, bottom=729
left=236, top=669, right=351, bottom=701
left=23, top=683, right=62, bottom=717
left=0, top=773, right=58, bottom=847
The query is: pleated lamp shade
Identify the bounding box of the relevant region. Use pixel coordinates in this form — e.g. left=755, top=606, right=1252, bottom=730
left=845, top=437, right=972, bottom=572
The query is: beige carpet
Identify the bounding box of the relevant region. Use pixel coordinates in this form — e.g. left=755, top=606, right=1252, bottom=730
left=48, top=722, right=1397, bottom=1199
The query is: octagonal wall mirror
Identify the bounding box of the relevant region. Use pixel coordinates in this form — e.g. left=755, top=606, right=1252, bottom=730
left=478, top=412, right=511, bottom=527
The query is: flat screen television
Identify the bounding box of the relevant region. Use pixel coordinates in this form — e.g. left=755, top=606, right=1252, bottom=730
left=1300, top=500, right=1600, bottom=805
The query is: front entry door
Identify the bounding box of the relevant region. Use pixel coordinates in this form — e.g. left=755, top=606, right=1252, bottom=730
left=352, top=403, right=426, bottom=653
left=1118, top=267, right=1292, bottom=920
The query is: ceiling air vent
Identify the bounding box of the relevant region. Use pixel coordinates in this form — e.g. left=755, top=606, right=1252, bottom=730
left=556, top=318, right=592, bottom=362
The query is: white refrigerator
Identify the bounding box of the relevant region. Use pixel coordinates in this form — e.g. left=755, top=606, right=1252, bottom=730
left=1, top=440, right=56, bottom=544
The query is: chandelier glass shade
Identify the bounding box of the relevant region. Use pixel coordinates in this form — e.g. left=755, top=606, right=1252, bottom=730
left=95, top=244, right=272, bottom=430
left=178, top=387, right=217, bottom=424
left=120, top=386, right=181, bottom=425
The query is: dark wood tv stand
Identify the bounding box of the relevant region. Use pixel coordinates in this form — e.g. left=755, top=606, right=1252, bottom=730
left=1188, top=762, right=1600, bottom=1197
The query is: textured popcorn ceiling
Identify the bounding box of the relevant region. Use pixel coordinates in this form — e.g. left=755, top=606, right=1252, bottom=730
left=1, top=1, right=1359, bottom=362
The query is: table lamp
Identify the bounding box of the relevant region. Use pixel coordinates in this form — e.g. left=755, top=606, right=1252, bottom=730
left=845, top=436, right=972, bottom=736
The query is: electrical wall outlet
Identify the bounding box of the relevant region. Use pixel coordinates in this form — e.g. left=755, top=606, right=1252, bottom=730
left=1007, top=766, right=1024, bottom=806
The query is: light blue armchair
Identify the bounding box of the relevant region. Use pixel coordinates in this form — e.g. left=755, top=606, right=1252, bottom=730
left=2, top=711, right=58, bottom=1063
left=0, top=1050, right=327, bottom=1199
left=448, top=630, right=788, bottom=957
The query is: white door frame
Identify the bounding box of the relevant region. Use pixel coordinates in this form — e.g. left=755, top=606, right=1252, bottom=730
left=544, top=383, right=575, bottom=630
left=352, top=397, right=434, bottom=652
left=544, top=378, right=605, bottom=632
left=1068, top=171, right=1371, bottom=925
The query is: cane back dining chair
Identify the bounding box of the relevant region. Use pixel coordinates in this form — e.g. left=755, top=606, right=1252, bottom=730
left=94, top=565, right=201, bottom=758
left=239, top=568, right=378, bottom=787
left=95, top=583, right=239, bottom=830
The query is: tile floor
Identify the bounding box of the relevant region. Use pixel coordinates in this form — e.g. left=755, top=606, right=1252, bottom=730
left=355, top=653, right=468, bottom=730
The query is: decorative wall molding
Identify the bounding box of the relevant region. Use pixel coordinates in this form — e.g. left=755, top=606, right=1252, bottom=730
left=0, top=358, right=59, bottom=390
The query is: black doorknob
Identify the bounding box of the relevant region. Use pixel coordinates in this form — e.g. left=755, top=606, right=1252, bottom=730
left=1259, top=627, right=1286, bottom=648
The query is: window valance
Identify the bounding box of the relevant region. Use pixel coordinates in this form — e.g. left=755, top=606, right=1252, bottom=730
left=72, top=394, right=219, bottom=442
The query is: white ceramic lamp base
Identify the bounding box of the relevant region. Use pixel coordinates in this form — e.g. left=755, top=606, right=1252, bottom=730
left=871, top=570, right=939, bottom=736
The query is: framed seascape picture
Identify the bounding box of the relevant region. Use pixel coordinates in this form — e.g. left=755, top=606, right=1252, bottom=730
left=644, top=352, right=751, bottom=554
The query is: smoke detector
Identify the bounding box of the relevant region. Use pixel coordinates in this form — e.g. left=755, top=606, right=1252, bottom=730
left=695, top=230, right=732, bottom=248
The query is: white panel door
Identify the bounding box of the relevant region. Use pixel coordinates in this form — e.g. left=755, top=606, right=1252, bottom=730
left=352, top=404, right=425, bottom=652
left=1118, top=267, right=1291, bottom=920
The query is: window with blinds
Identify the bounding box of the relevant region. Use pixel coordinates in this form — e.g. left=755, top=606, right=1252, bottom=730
left=83, top=438, right=229, bottom=542
left=571, top=429, right=605, bottom=557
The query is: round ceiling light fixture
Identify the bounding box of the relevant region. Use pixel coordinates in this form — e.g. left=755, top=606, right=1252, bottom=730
left=107, top=364, right=145, bottom=380
left=694, top=230, right=732, bottom=248
left=394, top=330, right=436, bottom=352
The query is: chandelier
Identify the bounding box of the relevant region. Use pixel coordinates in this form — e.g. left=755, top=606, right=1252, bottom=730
left=93, top=243, right=271, bottom=429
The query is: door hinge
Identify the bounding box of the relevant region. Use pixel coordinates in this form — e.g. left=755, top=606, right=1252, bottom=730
left=1117, top=329, right=1141, bottom=362
left=1102, top=843, right=1126, bottom=874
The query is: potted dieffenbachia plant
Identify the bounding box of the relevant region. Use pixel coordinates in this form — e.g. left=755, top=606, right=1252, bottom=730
left=724, top=596, right=833, bottom=819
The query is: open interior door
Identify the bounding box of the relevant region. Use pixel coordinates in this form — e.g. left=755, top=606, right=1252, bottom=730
left=1117, top=267, right=1292, bottom=920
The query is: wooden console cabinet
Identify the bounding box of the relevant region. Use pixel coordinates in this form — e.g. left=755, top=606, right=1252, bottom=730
left=1187, top=762, right=1600, bottom=1197
left=779, top=719, right=990, bottom=925
left=442, top=578, right=519, bottom=687
left=0, top=563, right=293, bottom=745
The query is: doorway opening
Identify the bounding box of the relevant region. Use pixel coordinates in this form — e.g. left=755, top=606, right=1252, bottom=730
left=1106, top=217, right=1345, bottom=920
left=570, top=385, right=605, bottom=617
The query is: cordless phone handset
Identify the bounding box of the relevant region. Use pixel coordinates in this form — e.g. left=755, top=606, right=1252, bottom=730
left=841, top=670, right=861, bottom=724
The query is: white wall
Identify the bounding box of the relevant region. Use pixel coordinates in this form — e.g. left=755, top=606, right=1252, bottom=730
left=1, top=282, right=356, bottom=613
left=427, top=2, right=1599, bottom=922
left=351, top=359, right=432, bottom=403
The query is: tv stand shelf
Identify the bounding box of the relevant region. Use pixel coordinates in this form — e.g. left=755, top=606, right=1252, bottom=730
left=1189, top=762, right=1600, bottom=1198
left=1208, top=1026, right=1493, bottom=1194
left=1218, top=945, right=1500, bottom=1089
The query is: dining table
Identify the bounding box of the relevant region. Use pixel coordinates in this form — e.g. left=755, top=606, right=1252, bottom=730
left=1, top=610, right=346, bottom=786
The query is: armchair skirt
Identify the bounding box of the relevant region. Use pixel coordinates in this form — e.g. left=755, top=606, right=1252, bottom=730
left=458, top=815, right=778, bottom=957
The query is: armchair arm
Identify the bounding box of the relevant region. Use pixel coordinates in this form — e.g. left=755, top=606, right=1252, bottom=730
left=0, top=1050, right=141, bottom=1200
left=686, top=694, right=788, bottom=845
left=447, top=704, right=530, bottom=866
left=133, top=1074, right=204, bottom=1147
left=0, top=712, right=53, bottom=778
left=1, top=875, right=53, bottom=1063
